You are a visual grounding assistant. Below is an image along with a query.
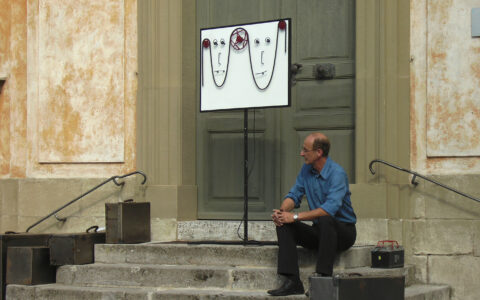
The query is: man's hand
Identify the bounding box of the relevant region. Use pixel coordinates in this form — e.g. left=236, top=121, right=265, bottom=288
left=271, top=209, right=295, bottom=226
left=278, top=211, right=295, bottom=224
left=271, top=209, right=283, bottom=227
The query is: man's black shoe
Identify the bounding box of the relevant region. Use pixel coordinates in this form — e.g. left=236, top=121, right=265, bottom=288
left=267, top=278, right=304, bottom=296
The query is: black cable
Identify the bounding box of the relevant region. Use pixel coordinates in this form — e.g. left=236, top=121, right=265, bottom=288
left=205, top=38, right=232, bottom=88
left=247, top=25, right=280, bottom=90
left=236, top=218, right=244, bottom=240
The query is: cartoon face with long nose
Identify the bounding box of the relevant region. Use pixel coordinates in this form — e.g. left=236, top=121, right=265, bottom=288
left=248, top=22, right=279, bottom=90
left=202, top=28, right=231, bottom=87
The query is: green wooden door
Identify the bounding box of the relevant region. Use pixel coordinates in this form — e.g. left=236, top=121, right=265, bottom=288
left=197, top=0, right=355, bottom=219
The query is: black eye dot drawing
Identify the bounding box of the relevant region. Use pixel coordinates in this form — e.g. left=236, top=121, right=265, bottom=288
left=213, top=39, right=218, bottom=46
left=220, top=39, right=226, bottom=46
left=265, top=37, right=271, bottom=44
left=254, top=38, right=260, bottom=45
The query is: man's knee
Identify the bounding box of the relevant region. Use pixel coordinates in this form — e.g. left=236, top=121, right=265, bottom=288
left=316, top=215, right=335, bottom=226
left=276, top=223, right=301, bottom=242
left=276, top=223, right=294, bottom=234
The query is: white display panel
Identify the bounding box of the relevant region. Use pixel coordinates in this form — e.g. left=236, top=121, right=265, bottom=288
left=200, top=19, right=291, bottom=112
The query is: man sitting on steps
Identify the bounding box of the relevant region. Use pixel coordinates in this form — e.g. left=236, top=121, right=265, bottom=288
left=268, top=132, right=357, bottom=296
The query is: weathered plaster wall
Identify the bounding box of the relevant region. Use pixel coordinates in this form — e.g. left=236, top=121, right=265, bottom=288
left=0, top=0, right=138, bottom=233
left=37, top=0, right=126, bottom=163
left=410, top=2, right=480, bottom=299
left=0, top=0, right=137, bottom=178
left=0, top=0, right=11, bottom=177
left=426, top=1, right=480, bottom=157
left=0, top=0, right=28, bottom=178
left=411, top=0, right=480, bottom=174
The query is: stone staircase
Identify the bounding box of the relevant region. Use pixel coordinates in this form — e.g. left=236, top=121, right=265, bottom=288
left=6, top=241, right=450, bottom=299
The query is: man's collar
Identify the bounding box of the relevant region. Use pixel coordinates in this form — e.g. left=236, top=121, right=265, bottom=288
left=320, top=157, right=332, bottom=178
left=310, top=157, right=331, bottom=179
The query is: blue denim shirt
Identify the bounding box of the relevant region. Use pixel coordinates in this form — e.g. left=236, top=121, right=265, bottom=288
left=285, top=157, right=356, bottom=224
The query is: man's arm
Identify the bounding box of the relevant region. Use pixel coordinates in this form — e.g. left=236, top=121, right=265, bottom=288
left=280, top=198, right=295, bottom=212
left=275, top=206, right=330, bottom=224
left=295, top=207, right=329, bottom=221
left=273, top=197, right=331, bottom=224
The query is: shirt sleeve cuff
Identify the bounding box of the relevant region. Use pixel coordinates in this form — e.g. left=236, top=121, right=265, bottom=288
left=284, top=194, right=301, bottom=208
left=319, top=204, right=336, bottom=217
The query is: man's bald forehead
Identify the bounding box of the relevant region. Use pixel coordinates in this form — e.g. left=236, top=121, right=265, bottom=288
left=305, top=132, right=330, bottom=157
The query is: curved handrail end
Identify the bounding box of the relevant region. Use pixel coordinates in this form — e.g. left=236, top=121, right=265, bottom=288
left=369, top=160, right=379, bottom=175
left=114, top=171, right=147, bottom=186
left=138, top=170, right=147, bottom=185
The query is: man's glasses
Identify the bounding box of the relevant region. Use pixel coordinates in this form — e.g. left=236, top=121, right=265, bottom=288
left=301, top=147, right=315, bottom=153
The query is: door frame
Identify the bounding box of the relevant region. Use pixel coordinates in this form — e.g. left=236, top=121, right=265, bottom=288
left=136, top=0, right=410, bottom=221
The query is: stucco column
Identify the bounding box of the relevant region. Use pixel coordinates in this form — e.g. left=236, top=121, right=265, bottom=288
left=137, top=0, right=197, bottom=240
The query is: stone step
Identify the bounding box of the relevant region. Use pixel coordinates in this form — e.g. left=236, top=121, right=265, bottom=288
left=95, top=243, right=373, bottom=270
left=56, top=263, right=302, bottom=290
left=404, top=284, right=451, bottom=300
left=6, top=284, right=306, bottom=300
left=342, top=265, right=416, bottom=287
left=55, top=262, right=415, bottom=291
left=6, top=283, right=450, bottom=300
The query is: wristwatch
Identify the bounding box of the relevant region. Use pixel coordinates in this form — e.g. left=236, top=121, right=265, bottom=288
left=293, top=213, right=299, bottom=222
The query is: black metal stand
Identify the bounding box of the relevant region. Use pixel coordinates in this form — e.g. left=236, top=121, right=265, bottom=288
left=241, top=109, right=273, bottom=247
left=243, top=109, right=249, bottom=245
left=185, top=110, right=275, bottom=247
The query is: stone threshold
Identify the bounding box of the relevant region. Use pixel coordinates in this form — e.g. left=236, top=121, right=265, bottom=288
left=176, top=219, right=387, bottom=246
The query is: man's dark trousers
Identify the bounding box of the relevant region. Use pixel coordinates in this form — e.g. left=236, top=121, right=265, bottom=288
left=276, top=215, right=356, bottom=277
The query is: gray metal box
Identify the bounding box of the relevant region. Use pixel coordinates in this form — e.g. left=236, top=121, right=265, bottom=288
left=309, top=274, right=404, bottom=300
left=106, top=202, right=151, bottom=244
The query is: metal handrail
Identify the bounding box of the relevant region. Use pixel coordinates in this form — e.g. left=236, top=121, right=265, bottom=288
left=25, top=171, right=147, bottom=232
left=369, top=159, right=480, bottom=204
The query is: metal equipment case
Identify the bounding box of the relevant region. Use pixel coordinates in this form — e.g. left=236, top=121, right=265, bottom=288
left=371, top=240, right=404, bottom=268
left=49, top=232, right=106, bottom=265
left=105, top=201, right=151, bottom=243
left=6, top=246, right=56, bottom=285
left=0, top=233, right=51, bottom=300
left=309, top=274, right=405, bottom=300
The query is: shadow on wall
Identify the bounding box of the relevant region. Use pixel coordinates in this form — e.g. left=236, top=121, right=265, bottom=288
left=20, top=176, right=147, bottom=234
left=412, top=174, right=480, bottom=219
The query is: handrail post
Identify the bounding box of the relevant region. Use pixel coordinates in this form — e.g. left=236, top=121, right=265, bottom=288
left=411, top=174, right=418, bottom=186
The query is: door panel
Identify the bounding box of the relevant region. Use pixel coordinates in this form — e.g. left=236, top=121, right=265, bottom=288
left=197, top=0, right=355, bottom=219
left=297, top=1, right=355, bottom=59
left=297, top=79, right=354, bottom=110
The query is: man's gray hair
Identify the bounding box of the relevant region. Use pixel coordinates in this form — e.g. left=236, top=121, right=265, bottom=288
left=312, top=136, right=330, bottom=157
